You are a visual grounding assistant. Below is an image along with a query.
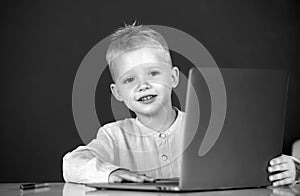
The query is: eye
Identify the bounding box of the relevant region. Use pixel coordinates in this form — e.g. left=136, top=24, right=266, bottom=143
left=149, top=71, right=160, bottom=77
left=123, top=77, right=135, bottom=84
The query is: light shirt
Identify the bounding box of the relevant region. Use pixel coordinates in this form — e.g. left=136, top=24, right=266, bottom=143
left=63, top=109, right=186, bottom=183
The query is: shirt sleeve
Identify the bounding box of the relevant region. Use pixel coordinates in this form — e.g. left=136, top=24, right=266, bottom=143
left=62, top=127, right=121, bottom=183
left=291, top=156, right=300, bottom=184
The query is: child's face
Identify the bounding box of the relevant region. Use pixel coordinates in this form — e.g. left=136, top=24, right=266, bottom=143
left=110, top=47, right=179, bottom=117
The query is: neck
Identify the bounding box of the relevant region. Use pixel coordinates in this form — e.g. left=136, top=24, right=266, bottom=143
left=136, top=106, right=177, bottom=132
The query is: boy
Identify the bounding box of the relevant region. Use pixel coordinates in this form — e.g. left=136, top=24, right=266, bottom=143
left=63, top=23, right=299, bottom=186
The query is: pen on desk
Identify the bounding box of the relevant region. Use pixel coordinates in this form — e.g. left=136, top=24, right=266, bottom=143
left=20, top=183, right=50, bottom=190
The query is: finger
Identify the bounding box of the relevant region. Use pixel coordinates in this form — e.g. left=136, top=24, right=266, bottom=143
left=133, top=172, right=148, bottom=177
left=269, top=171, right=291, bottom=182
left=118, top=173, right=145, bottom=182
left=129, top=172, right=154, bottom=182
left=109, top=175, right=123, bottom=183
left=139, top=174, right=155, bottom=182
left=268, top=163, right=289, bottom=172
left=272, top=177, right=294, bottom=187
left=270, top=155, right=288, bottom=166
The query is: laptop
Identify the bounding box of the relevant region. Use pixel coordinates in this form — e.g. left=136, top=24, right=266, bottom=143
left=87, top=68, right=289, bottom=191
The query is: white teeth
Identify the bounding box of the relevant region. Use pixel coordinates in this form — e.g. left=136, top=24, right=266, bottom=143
left=141, top=95, right=153, bottom=101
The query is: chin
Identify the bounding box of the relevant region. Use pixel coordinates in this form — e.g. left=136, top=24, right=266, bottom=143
left=135, top=104, right=166, bottom=117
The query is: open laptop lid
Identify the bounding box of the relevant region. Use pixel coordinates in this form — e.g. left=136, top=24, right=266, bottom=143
left=180, top=68, right=289, bottom=190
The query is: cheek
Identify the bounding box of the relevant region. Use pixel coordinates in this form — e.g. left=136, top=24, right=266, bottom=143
left=162, top=73, right=173, bottom=84
left=118, top=87, right=135, bottom=100
left=153, top=77, right=173, bottom=89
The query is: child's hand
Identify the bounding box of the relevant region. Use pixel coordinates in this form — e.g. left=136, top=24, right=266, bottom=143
left=108, top=169, right=155, bottom=183
left=268, top=155, right=296, bottom=187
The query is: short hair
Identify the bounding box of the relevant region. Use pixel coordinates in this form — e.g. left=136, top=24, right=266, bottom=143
left=106, top=22, right=172, bottom=81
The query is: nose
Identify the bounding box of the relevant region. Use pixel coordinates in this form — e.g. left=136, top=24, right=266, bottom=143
left=138, top=81, right=151, bottom=92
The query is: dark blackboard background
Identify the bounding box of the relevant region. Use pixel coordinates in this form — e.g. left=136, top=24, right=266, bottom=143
left=1, top=0, right=299, bottom=182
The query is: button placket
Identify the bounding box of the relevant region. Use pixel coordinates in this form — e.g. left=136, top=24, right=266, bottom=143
left=161, top=154, right=168, bottom=161
left=159, top=133, right=166, bottom=139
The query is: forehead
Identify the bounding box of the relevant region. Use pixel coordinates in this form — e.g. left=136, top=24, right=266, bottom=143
left=111, top=47, right=169, bottom=80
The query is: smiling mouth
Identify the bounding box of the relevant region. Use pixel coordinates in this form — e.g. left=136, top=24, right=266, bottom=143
left=137, top=95, right=157, bottom=102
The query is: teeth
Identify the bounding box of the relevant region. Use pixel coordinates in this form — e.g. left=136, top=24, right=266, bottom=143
left=141, top=95, right=153, bottom=101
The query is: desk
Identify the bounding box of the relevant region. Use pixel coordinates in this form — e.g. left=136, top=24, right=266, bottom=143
left=0, top=183, right=299, bottom=196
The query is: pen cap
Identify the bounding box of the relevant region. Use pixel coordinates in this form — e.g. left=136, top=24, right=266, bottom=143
left=20, top=183, right=36, bottom=190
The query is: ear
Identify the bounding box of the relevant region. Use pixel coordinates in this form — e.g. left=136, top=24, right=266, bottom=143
left=110, top=83, right=123, bottom=101
left=170, top=66, right=180, bottom=88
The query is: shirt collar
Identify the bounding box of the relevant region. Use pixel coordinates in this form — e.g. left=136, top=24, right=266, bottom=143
left=134, top=107, right=184, bottom=137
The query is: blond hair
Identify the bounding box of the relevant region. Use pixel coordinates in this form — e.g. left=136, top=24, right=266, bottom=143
left=106, top=22, right=172, bottom=81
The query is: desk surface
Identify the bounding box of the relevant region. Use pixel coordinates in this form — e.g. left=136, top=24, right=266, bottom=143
left=0, top=183, right=299, bottom=196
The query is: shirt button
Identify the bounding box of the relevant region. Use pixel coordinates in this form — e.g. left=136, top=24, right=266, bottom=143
left=161, top=154, right=168, bottom=161
left=159, top=133, right=166, bottom=139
